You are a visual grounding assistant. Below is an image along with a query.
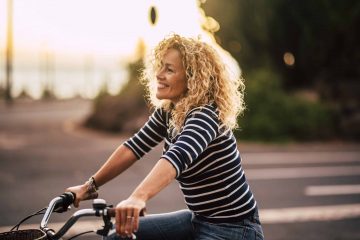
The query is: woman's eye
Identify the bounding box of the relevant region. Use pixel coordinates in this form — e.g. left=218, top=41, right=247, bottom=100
left=167, top=68, right=174, bottom=73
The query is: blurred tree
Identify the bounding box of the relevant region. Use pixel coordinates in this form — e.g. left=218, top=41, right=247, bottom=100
left=203, top=0, right=360, bottom=140
left=203, top=0, right=360, bottom=89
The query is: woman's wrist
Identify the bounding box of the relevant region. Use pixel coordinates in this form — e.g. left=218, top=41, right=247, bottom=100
left=130, top=191, right=149, bottom=202
left=85, top=176, right=99, bottom=193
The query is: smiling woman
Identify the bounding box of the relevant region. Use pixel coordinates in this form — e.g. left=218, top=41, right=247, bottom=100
left=66, top=33, right=264, bottom=240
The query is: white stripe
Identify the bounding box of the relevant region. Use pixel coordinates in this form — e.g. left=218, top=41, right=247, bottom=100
left=154, top=109, right=166, bottom=128
left=182, top=170, right=243, bottom=199
left=185, top=124, right=212, bottom=139
left=183, top=147, right=238, bottom=178
left=215, top=127, right=231, bottom=140
left=260, top=203, right=360, bottom=224
left=128, top=139, right=146, bottom=155
left=135, top=133, right=153, bottom=150
left=165, top=137, right=171, bottom=145
left=188, top=111, right=218, bottom=127
left=181, top=167, right=243, bottom=190
left=181, top=164, right=240, bottom=186
left=246, top=166, right=360, bottom=180
left=146, top=124, right=163, bottom=139
left=176, top=140, right=199, bottom=158
left=187, top=118, right=216, bottom=136
left=209, top=199, right=256, bottom=218
left=140, top=128, right=159, bottom=145
left=165, top=149, right=182, bottom=165
left=151, top=112, right=166, bottom=127
left=206, top=136, right=232, bottom=150
left=186, top=184, right=248, bottom=208
left=179, top=135, right=204, bottom=152
left=305, top=184, right=360, bottom=196
left=182, top=141, right=237, bottom=175
left=181, top=129, right=207, bottom=149
left=187, top=105, right=216, bottom=117
left=170, top=144, right=193, bottom=163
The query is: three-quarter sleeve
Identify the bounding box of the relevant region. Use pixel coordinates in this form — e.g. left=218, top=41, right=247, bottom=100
left=124, top=108, right=167, bottom=159
left=162, top=107, right=219, bottom=177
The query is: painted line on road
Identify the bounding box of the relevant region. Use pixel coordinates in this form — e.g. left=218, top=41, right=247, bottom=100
left=305, top=184, right=360, bottom=196
left=242, top=152, right=360, bottom=165
left=260, top=203, right=360, bottom=224
left=1, top=204, right=360, bottom=234
left=246, top=166, right=360, bottom=180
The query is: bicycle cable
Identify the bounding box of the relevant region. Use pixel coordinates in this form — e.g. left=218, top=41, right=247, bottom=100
left=10, top=207, right=47, bottom=231
left=67, top=230, right=94, bottom=240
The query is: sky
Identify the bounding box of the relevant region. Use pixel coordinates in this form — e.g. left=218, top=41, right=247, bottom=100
left=0, top=0, right=239, bottom=99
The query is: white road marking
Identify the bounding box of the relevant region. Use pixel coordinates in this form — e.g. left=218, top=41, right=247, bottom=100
left=1, top=204, right=360, bottom=233
left=305, top=184, right=360, bottom=196
left=259, top=203, right=360, bottom=224
left=246, top=166, right=360, bottom=180
left=242, top=151, right=360, bottom=165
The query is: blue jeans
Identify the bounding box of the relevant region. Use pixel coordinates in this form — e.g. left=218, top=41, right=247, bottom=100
left=105, top=209, right=264, bottom=240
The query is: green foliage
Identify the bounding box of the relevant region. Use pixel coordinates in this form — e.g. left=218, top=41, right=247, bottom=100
left=236, top=69, right=336, bottom=141
left=203, top=0, right=359, bottom=140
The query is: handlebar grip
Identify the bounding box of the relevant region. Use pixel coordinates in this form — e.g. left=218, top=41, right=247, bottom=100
left=107, top=208, right=116, bottom=217
left=54, top=192, right=76, bottom=213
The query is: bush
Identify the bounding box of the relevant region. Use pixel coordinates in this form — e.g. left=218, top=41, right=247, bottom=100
left=85, top=59, right=150, bottom=133
left=236, top=68, right=337, bottom=141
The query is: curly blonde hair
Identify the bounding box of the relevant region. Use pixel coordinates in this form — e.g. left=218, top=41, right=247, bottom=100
left=141, top=34, right=245, bottom=130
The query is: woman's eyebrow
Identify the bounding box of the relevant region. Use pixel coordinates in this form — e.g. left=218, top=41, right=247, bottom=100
left=164, top=63, right=175, bottom=68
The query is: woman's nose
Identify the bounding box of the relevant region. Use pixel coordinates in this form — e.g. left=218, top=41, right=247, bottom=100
left=156, top=69, right=164, bottom=79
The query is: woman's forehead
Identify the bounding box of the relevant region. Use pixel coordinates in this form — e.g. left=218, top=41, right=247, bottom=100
left=162, top=49, right=183, bottom=64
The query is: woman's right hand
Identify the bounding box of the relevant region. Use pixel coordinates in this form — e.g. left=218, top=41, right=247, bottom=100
left=65, top=183, right=98, bottom=208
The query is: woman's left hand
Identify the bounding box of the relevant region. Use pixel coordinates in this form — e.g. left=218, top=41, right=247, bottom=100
left=115, top=197, right=146, bottom=238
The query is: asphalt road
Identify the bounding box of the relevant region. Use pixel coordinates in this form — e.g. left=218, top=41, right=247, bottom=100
left=1, top=99, right=359, bottom=240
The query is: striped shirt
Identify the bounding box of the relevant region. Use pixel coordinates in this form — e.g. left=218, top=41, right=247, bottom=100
left=124, top=104, right=257, bottom=223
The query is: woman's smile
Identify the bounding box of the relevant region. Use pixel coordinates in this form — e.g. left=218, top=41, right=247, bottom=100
left=157, top=82, right=169, bottom=89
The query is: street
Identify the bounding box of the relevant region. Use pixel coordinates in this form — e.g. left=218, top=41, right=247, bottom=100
left=0, top=99, right=359, bottom=240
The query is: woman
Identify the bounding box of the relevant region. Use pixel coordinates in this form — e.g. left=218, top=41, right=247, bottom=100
left=66, top=34, right=264, bottom=240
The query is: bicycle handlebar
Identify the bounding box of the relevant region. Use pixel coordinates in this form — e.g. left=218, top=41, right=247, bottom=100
left=40, top=192, right=75, bottom=229
left=39, top=192, right=119, bottom=240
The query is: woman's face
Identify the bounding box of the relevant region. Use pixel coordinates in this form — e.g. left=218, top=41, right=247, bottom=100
left=156, top=48, right=187, bottom=104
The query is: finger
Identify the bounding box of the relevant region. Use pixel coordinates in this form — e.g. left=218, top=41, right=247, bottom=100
left=125, top=208, right=134, bottom=237
left=115, top=208, right=121, bottom=235
left=133, top=208, right=140, bottom=233
left=119, top=207, right=127, bottom=236
left=74, top=199, right=79, bottom=208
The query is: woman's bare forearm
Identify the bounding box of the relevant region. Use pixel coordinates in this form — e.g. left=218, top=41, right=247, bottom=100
left=130, top=158, right=176, bottom=202
left=93, top=144, right=137, bottom=187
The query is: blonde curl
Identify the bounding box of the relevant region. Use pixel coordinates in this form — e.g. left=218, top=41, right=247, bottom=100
left=141, top=34, right=245, bottom=130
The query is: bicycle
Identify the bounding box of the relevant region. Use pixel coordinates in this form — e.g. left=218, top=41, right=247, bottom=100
left=0, top=192, right=131, bottom=240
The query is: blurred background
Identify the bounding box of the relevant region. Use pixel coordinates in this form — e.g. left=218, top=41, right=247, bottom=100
left=1, top=0, right=359, bottom=141
left=1, top=0, right=360, bottom=239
